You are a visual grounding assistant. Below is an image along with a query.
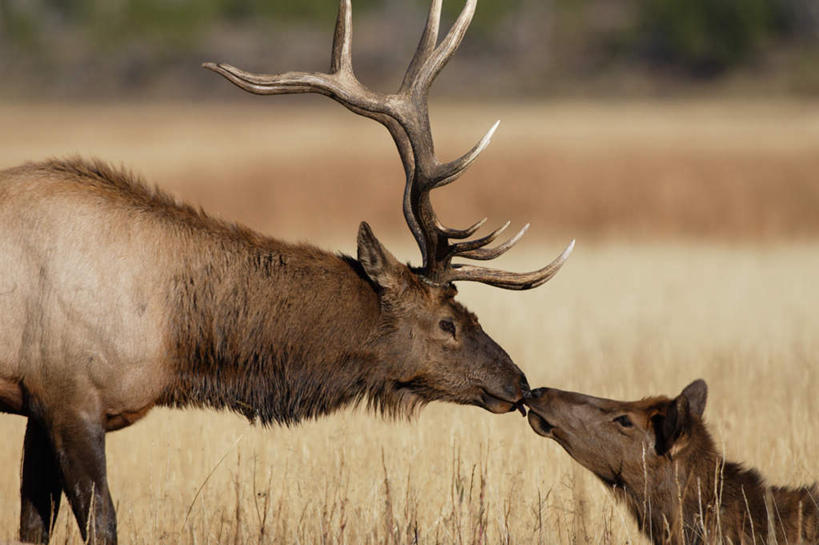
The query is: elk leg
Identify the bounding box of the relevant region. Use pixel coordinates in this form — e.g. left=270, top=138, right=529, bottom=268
left=51, top=416, right=117, bottom=545
left=20, top=418, right=63, bottom=544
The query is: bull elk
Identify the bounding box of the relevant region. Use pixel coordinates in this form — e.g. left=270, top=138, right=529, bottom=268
left=526, top=380, right=819, bottom=544
left=0, top=1, right=573, bottom=543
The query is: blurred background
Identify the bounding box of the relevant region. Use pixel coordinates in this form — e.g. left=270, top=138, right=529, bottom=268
left=1, top=0, right=819, bottom=98
left=1, top=0, right=818, bottom=247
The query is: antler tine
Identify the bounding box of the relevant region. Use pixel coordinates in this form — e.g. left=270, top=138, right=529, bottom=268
left=434, top=217, right=487, bottom=239
left=433, top=120, right=499, bottom=189
left=445, top=240, right=576, bottom=290
left=458, top=223, right=529, bottom=260
left=202, top=63, right=335, bottom=97
left=399, top=117, right=497, bottom=271
left=331, top=0, right=353, bottom=74
left=413, top=0, right=477, bottom=95
left=448, top=221, right=510, bottom=256
left=400, top=0, right=443, bottom=92
left=203, top=0, right=384, bottom=115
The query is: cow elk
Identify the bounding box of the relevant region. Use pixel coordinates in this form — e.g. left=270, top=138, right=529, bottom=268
left=526, top=380, right=819, bottom=545
left=0, top=1, right=573, bottom=543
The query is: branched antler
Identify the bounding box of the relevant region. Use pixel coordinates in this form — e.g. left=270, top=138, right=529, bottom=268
left=204, top=0, right=573, bottom=290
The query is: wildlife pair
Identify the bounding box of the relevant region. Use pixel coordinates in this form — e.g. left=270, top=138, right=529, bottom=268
left=0, top=1, right=815, bottom=544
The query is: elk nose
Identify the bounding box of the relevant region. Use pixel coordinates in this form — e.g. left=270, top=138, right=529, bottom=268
left=529, top=387, right=550, bottom=400
left=502, top=381, right=523, bottom=402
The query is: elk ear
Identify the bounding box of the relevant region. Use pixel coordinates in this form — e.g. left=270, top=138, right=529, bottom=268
left=653, top=380, right=707, bottom=456
left=680, top=379, right=707, bottom=419
left=357, top=222, right=403, bottom=290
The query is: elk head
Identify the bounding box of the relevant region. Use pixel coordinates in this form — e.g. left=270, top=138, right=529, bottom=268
left=205, top=0, right=574, bottom=414
left=525, top=380, right=709, bottom=486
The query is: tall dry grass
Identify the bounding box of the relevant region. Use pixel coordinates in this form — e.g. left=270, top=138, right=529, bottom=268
left=0, top=242, right=816, bottom=544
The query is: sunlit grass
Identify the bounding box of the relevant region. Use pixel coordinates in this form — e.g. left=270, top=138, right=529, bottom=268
left=1, top=241, right=816, bottom=544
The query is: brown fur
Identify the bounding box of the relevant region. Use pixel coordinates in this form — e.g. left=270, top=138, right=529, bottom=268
left=526, top=381, right=819, bottom=545
left=0, top=157, right=529, bottom=544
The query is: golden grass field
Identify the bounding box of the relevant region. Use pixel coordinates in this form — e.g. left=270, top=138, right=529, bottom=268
left=0, top=101, right=817, bottom=544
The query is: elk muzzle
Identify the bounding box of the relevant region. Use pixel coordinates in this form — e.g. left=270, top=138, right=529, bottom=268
left=524, top=387, right=599, bottom=436
left=526, top=387, right=559, bottom=435
left=478, top=363, right=530, bottom=415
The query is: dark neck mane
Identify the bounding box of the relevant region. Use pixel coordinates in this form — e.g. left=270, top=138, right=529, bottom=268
left=158, top=232, right=400, bottom=425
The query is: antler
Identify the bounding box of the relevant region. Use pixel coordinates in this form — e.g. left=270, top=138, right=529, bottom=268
left=204, top=0, right=574, bottom=290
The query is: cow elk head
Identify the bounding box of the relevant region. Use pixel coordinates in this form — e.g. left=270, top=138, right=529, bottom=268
left=525, top=381, right=709, bottom=486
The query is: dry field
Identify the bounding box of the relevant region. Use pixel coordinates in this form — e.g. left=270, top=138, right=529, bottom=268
left=0, top=101, right=817, bottom=544
left=1, top=100, right=818, bottom=242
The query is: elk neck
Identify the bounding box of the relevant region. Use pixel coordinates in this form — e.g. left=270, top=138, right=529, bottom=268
left=621, top=421, right=776, bottom=545
left=158, top=230, right=393, bottom=426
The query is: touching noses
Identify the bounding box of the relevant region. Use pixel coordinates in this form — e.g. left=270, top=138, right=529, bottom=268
left=512, top=374, right=530, bottom=399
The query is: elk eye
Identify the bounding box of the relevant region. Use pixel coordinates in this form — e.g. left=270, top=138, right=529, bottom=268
left=439, top=319, right=456, bottom=337
left=614, top=415, right=633, bottom=428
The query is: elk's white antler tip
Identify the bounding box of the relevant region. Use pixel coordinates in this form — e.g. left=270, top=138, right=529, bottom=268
left=563, top=239, right=576, bottom=259
left=489, top=119, right=500, bottom=138
left=480, top=120, right=500, bottom=150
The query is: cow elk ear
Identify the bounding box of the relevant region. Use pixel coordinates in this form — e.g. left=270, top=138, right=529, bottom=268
left=357, top=222, right=403, bottom=291
left=652, top=380, right=706, bottom=456
left=680, top=379, right=707, bottom=419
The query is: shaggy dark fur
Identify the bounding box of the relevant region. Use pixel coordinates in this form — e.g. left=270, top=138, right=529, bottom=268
left=157, top=244, right=421, bottom=425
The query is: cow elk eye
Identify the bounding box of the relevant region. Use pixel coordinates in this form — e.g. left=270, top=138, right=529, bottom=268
left=614, top=415, right=633, bottom=428
left=439, top=319, right=456, bottom=337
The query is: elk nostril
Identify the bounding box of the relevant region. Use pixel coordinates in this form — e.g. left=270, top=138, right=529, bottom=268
left=502, top=381, right=522, bottom=401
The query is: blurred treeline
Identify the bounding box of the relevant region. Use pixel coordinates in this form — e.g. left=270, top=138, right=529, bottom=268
left=0, top=0, right=817, bottom=99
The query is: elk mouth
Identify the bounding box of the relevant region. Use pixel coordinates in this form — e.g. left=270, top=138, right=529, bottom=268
left=479, top=389, right=526, bottom=415
left=527, top=410, right=556, bottom=437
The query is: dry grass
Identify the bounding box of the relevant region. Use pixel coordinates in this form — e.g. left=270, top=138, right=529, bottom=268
left=0, top=101, right=817, bottom=543
left=0, top=243, right=816, bottom=544
left=1, top=101, right=818, bottom=241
